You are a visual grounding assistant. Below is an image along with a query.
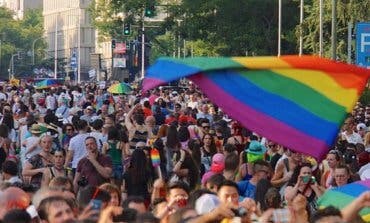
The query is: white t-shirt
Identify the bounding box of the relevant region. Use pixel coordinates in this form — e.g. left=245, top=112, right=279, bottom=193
left=187, top=101, right=199, bottom=109
left=68, top=133, right=89, bottom=168
left=46, top=95, right=57, bottom=110
left=342, top=131, right=363, bottom=144
left=25, top=136, right=41, bottom=160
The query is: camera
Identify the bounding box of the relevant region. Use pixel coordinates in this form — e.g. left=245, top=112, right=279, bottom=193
left=77, top=176, right=88, bottom=187
left=231, top=207, right=247, bottom=217
left=301, top=175, right=316, bottom=184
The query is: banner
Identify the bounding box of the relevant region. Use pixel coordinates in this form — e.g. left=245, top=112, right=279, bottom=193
left=113, top=43, right=126, bottom=54
left=113, top=58, right=126, bottom=68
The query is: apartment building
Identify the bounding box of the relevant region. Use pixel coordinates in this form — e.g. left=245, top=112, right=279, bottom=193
left=43, top=0, right=95, bottom=81
left=1, top=0, right=42, bottom=19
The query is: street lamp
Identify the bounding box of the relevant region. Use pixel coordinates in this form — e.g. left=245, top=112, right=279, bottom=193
left=278, top=0, right=282, bottom=56
left=54, top=13, right=59, bottom=79
left=32, top=36, right=44, bottom=65
left=299, top=0, right=304, bottom=56
left=331, top=0, right=337, bottom=60
left=319, top=0, right=323, bottom=57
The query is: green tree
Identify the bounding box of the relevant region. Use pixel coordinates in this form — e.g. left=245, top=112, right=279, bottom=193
left=302, top=0, right=370, bottom=61
left=0, top=8, right=45, bottom=79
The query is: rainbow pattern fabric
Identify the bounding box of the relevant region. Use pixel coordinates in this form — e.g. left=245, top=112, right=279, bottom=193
left=143, top=56, right=370, bottom=159
left=150, top=148, right=160, bottom=167
left=318, top=179, right=370, bottom=221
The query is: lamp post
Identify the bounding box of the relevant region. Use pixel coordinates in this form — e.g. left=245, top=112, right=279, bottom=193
left=278, top=0, right=282, bottom=56
left=141, top=10, right=145, bottom=80
left=54, top=14, right=58, bottom=79
left=319, top=0, right=323, bottom=57
left=331, top=0, right=337, bottom=60
left=8, top=53, right=18, bottom=80
left=299, top=0, right=304, bottom=56
left=77, top=10, right=81, bottom=83
left=32, top=36, right=44, bottom=65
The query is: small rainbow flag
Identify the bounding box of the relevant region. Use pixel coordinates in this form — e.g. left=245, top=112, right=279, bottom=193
left=143, top=56, right=370, bottom=159
left=150, top=148, right=160, bottom=168
left=318, top=179, right=370, bottom=221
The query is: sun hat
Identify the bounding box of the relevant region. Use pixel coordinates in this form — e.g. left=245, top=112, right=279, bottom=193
left=247, top=140, right=267, bottom=155
left=246, top=140, right=267, bottom=163
left=29, top=124, right=43, bottom=134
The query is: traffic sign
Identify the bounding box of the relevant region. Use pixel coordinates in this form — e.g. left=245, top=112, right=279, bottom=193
left=71, top=49, right=77, bottom=69
left=356, top=22, right=370, bottom=68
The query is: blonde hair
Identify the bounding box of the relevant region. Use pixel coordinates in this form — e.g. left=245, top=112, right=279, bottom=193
left=364, top=132, right=370, bottom=147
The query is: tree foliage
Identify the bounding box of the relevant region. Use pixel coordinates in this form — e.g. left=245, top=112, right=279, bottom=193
left=90, top=0, right=370, bottom=64
left=0, top=8, right=45, bottom=78
left=302, top=0, right=370, bottom=61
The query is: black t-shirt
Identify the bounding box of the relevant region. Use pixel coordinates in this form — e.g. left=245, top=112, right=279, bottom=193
left=0, top=147, right=6, bottom=171
left=123, top=170, right=150, bottom=200
left=269, top=153, right=282, bottom=171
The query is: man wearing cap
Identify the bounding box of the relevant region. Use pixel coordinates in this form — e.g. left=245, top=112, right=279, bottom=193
left=23, top=123, right=43, bottom=164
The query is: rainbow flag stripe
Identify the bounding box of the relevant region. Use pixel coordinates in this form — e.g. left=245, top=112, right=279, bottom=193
left=318, top=180, right=370, bottom=221
left=150, top=148, right=160, bottom=167
left=143, top=56, right=370, bottom=159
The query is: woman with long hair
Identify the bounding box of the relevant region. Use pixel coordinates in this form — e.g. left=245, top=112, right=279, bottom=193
left=320, top=150, right=342, bottom=189
left=285, top=163, right=324, bottom=216
left=102, top=127, right=129, bottom=188
left=200, top=133, right=217, bottom=177
left=122, top=149, right=152, bottom=202
left=165, top=125, right=181, bottom=174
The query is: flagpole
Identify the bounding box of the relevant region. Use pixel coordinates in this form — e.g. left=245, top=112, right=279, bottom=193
left=299, top=0, right=304, bottom=56
left=319, top=0, right=323, bottom=57
left=331, top=0, right=337, bottom=60
left=278, top=0, right=282, bottom=57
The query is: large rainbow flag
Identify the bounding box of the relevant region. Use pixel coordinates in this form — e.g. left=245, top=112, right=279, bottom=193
left=143, top=56, right=370, bottom=159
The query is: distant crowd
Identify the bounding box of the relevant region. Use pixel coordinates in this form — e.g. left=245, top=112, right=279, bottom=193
left=0, top=80, right=369, bottom=223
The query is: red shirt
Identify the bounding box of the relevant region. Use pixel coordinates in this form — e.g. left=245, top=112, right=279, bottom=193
left=76, top=154, right=112, bottom=187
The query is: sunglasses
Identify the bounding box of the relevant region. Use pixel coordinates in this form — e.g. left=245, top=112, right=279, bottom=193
left=202, top=125, right=210, bottom=129
left=66, top=128, right=73, bottom=131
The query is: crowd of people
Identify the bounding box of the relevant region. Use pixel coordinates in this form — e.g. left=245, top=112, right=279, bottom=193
left=0, top=80, right=369, bottom=223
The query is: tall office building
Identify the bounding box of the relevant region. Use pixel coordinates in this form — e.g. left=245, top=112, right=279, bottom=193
left=43, top=0, right=95, bottom=81
left=1, top=0, right=42, bottom=19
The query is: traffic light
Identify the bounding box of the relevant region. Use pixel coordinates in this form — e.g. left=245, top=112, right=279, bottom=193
left=111, top=39, right=116, bottom=49
left=123, top=23, right=131, bottom=36
left=144, top=3, right=155, bottom=17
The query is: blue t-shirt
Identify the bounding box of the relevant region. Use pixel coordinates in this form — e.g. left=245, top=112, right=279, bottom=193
left=237, top=180, right=256, bottom=199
